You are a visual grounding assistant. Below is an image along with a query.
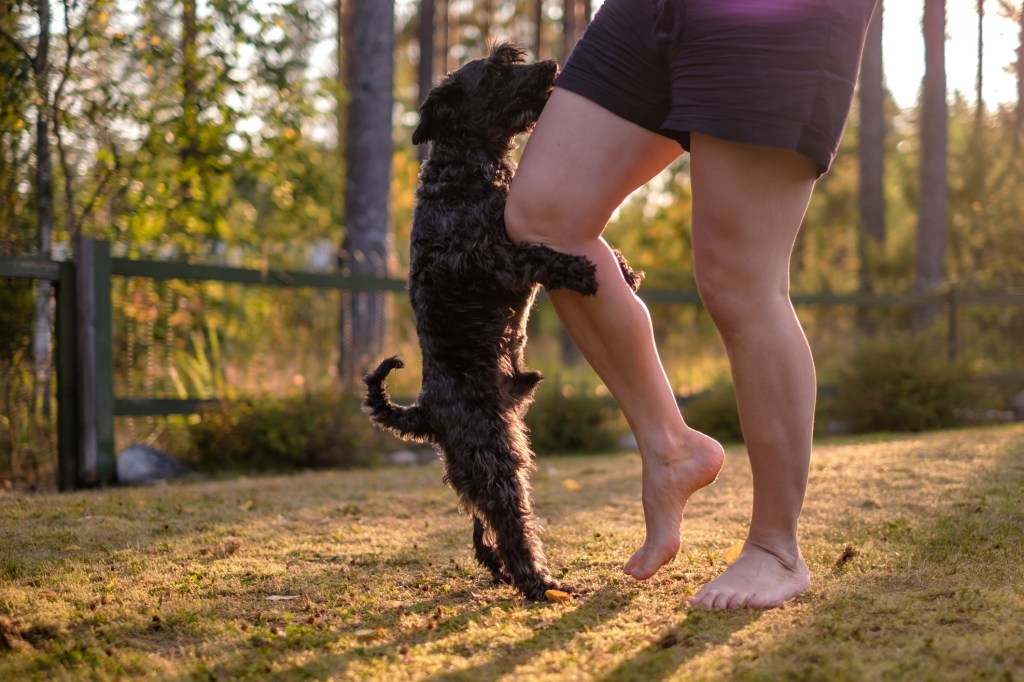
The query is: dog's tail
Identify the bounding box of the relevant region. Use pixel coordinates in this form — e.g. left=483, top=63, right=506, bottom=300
left=361, top=356, right=434, bottom=443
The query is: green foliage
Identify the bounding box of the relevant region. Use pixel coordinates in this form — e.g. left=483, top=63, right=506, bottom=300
left=681, top=380, right=744, bottom=444
left=186, top=390, right=397, bottom=472
left=829, top=334, right=980, bottom=434
left=525, top=383, right=628, bottom=454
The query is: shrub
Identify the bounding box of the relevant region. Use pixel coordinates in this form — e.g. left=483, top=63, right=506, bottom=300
left=829, top=334, right=979, bottom=434
left=682, top=380, right=744, bottom=444
left=186, top=389, right=401, bottom=472
left=526, top=383, right=628, bottom=454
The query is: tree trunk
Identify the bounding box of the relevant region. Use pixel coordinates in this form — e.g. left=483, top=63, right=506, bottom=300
left=418, top=0, right=435, bottom=162
left=859, top=3, right=885, bottom=245
left=914, top=0, right=948, bottom=332
left=534, top=0, right=543, bottom=60
left=562, top=0, right=576, bottom=63
left=856, top=1, right=885, bottom=334
left=31, top=0, right=54, bottom=416
left=975, top=0, right=985, bottom=126
left=337, top=0, right=395, bottom=389
left=1016, top=2, right=1024, bottom=141
left=179, top=0, right=199, bottom=203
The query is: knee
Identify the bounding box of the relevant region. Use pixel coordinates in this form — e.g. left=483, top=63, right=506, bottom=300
left=504, top=182, right=560, bottom=246
left=694, top=257, right=790, bottom=338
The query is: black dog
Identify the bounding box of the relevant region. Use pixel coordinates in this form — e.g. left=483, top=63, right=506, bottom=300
left=363, top=43, right=642, bottom=601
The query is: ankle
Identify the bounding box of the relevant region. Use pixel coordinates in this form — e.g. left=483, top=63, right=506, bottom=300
left=743, top=532, right=804, bottom=570
left=637, top=427, right=720, bottom=465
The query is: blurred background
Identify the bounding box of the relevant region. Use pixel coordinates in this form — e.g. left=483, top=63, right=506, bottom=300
left=2, top=0, right=1022, bottom=490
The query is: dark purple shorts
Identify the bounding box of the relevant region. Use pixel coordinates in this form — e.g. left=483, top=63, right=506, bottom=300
left=556, top=0, right=878, bottom=175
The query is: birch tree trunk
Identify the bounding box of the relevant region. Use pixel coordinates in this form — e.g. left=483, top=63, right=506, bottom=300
left=31, top=0, right=55, bottom=416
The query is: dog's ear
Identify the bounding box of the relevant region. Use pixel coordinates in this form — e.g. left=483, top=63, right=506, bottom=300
left=412, top=81, right=462, bottom=145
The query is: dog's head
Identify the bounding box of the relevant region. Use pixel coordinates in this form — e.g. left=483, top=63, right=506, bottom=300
left=412, top=43, right=558, bottom=147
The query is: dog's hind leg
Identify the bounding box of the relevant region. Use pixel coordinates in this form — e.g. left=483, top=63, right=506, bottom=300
left=502, top=369, right=543, bottom=406
left=472, top=515, right=510, bottom=584
left=464, top=457, right=567, bottom=601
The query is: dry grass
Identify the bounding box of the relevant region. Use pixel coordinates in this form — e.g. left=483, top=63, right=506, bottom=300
left=1, top=425, right=1022, bottom=681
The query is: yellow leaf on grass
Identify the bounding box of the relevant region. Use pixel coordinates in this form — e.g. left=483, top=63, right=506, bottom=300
left=545, top=589, right=570, bottom=603
left=724, top=541, right=744, bottom=564
left=562, top=478, right=582, bottom=492
left=354, top=627, right=386, bottom=640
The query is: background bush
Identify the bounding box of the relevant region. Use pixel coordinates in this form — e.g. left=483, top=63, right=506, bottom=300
left=827, top=334, right=981, bottom=434
left=186, top=390, right=401, bottom=471
left=682, top=380, right=744, bottom=444
left=526, top=383, right=628, bottom=454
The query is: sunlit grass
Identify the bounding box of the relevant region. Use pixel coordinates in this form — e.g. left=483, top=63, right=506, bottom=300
left=1, top=425, right=1022, bottom=679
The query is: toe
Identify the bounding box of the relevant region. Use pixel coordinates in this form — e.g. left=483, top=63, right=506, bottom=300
left=726, top=591, right=752, bottom=610
left=689, top=588, right=716, bottom=609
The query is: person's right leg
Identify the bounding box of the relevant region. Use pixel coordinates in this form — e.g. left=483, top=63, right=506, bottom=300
left=686, top=133, right=819, bottom=610
left=506, top=88, right=725, bottom=581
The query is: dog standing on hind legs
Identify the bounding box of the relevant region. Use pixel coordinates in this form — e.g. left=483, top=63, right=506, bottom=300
left=362, top=43, right=643, bottom=601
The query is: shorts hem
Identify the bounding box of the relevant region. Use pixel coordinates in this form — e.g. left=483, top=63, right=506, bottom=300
left=661, top=117, right=834, bottom=176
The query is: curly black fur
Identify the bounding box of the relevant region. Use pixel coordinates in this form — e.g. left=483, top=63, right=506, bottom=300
left=362, top=43, right=644, bottom=601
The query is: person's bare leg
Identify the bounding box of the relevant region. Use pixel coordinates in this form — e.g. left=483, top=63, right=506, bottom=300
left=686, top=133, right=818, bottom=610
left=506, top=89, right=725, bottom=581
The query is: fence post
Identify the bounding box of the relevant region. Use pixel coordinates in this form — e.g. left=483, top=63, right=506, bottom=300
left=947, top=284, right=959, bottom=362
left=55, top=260, right=80, bottom=491
left=77, top=238, right=116, bottom=486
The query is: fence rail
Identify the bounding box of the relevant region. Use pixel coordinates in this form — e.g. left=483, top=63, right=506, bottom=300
left=2, top=238, right=1022, bottom=491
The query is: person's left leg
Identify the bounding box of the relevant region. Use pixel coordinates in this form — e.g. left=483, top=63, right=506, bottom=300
left=685, top=133, right=819, bottom=610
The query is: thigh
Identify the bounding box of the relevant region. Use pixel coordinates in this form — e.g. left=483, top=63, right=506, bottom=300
left=509, top=88, right=682, bottom=244
left=689, top=132, right=818, bottom=290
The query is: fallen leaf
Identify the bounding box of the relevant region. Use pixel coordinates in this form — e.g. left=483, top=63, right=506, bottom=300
left=545, top=589, right=570, bottom=603
left=266, top=595, right=299, bottom=601
left=723, top=541, right=744, bottom=564
left=833, top=543, right=858, bottom=571
left=562, top=478, right=582, bottom=492
left=354, top=627, right=387, bottom=641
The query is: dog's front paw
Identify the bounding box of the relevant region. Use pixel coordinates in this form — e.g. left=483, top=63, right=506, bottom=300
left=515, top=245, right=598, bottom=295
left=543, top=253, right=598, bottom=296
left=612, top=247, right=645, bottom=293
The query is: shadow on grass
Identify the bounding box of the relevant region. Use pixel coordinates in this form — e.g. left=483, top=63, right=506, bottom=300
left=421, top=587, right=638, bottom=682
left=250, top=585, right=639, bottom=681
left=597, top=608, right=762, bottom=682
left=701, top=428, right=1024, bottom=679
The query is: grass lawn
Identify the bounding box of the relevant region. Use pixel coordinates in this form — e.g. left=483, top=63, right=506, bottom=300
left=1, top=425, right=1022, bottom=680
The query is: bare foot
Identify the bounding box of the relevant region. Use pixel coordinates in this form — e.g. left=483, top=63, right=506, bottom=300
left=689, top=543, right=810, bottom=610
left=623, top=431, right=724, bottom=580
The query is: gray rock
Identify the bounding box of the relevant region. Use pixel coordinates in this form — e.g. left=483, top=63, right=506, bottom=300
left=386, top=449, right=420, bottom=466
left=1012, top=391, right=1024, bottom=420
left=618, top=433, right=638, bottom=451
left=117, top=444, right=187, bottom=485
left=385, top=448, right=438, bottom=466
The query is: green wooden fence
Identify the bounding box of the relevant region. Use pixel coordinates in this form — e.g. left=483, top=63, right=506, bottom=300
left=2, top=238, right=1023, bottom=491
